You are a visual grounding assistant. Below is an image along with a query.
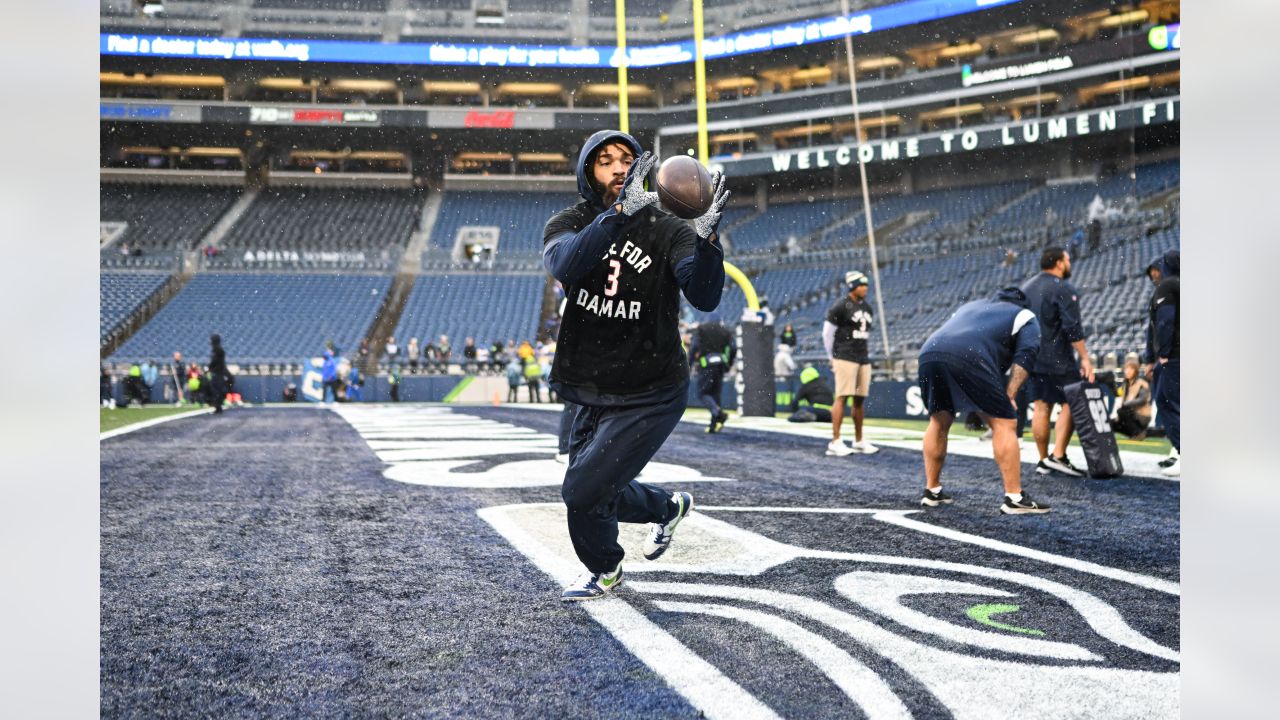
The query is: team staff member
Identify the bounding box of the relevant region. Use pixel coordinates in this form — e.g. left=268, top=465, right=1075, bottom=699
left=543, top=130, right=730, bottom=601
left=690, top=312, right=735, bottom=433
left=917, top=287, right=1049, bottom=514
left=1021, top=247, right=1093, bottom=477
left=1144, top=250, right=1180, bottom=477
left=791, top=366, right=835, bottom=422
left=823, top=271, right=879, bottom=456
left=208, top=333, right=230, bottom=414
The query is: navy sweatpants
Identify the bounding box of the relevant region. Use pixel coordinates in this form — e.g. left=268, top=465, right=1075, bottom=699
left=1154, top=359, right=1180, bottom=452
left=561, top=390, right=685, bottom=574
left=697, top=365, right=726, bottom=418
left=558, top=401, right=579, bottom=455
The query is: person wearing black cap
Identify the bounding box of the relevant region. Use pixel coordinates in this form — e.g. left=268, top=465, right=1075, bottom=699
left=542, top=130, right=730, bottom=601
left=822, top=270, right=879, bottom=456
left=917, top=287, right=1050, bottom=514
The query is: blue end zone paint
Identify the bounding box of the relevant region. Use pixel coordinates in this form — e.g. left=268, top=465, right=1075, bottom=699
left=101, top=405, right=1179, bottom=716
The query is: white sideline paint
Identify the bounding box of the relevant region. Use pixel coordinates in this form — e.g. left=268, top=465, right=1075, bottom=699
left=703, top=506, right=1180, bottom=596
left=477, top=505, right=780, bottom=720
left=99, top=407, right=214, bottom=440
left=653, top=601, right=912, bottom=720
left=716, top=413, right=1178, bottom=481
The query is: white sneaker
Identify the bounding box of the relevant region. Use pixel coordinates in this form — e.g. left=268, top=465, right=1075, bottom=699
left=643, top=492, right=693, bottom=560
left=850, top=440, right=880, bottom=454
left=826, top=439, right=855, bottom=456
left=1160, top=458, right=1180, bottom=477
left=979, top=429, right=993, bottom=441
left=554, top=453, right=569, bottom=464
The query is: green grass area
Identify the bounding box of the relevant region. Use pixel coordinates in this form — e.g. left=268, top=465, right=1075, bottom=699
left=100, top=406, right=204, bottom=433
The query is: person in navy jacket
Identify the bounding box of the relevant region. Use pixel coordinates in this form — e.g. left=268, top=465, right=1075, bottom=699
left=916, top=287, right=1051, bottom=515
left=1144, top=250, right=1180, bottom=477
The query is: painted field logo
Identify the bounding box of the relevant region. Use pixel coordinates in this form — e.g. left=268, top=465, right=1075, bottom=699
left=333, top=406, right=734, bottom=488
left=480, top=503, right=1180, bottom=720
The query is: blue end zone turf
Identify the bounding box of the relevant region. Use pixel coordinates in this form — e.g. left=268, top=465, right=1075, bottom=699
left=101, top=405, right=1179, bottom=718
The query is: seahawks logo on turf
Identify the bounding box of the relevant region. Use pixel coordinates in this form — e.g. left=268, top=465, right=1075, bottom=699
left=480, top=503, right=1180, bottom=720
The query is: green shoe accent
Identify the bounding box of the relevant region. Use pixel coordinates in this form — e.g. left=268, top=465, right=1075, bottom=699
left=966, top=603, right=1045, bottom=636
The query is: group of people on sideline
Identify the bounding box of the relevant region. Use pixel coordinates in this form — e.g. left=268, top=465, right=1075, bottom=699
left=101, top=335, right=238, bottom=414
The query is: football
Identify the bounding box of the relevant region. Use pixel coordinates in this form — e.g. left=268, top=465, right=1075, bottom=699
left=655, top=155, right=714, bottom=219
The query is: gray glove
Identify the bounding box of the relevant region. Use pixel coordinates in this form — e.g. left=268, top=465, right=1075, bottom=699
left=695, top=171, right=731, bottom=241
left=615, top=151, right=659, bottom=217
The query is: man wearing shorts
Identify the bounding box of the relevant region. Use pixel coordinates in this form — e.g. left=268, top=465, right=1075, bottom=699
left=1020, top=247, right=1094, bottom=477
left=823, top=270, right=878, bottom=456
left=917, top=287, right=1050, bottom=514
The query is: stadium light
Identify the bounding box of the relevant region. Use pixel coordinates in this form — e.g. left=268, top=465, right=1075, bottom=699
left=476, top=8, right=505, bottom=25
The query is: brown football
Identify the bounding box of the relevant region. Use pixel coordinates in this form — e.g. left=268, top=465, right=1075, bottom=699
left=655, top=155, right=714, bottom=219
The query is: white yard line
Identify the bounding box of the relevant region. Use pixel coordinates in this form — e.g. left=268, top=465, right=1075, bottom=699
left=99, top=408, right=214, bottom=441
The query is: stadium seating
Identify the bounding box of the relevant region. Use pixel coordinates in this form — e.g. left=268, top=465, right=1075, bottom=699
left=427, top=191, right=578, bottom=256
left=100, top=183, right=241, bottom=254
left=726, top=200, right=841, bottom=253
left=216, top=187, right=422, bottom=269
left=393, top=273, right=547, bottom=362
left=108, top=273, right=392, bottom=365
left=100, top=271, right=173, bottom=342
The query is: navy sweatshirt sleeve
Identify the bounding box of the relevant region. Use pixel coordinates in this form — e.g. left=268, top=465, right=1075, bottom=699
left=1154, top=303, right=1177, bottom=359
left=542, top=206, right=630, bottom=285
left=672, top=230, right=725, bottom=312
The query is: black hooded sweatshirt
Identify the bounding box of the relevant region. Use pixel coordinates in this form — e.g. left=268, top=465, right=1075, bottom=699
left=543, top=130, right=725, bottom=405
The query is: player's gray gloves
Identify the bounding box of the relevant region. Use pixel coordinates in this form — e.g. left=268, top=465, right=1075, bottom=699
left=614, top=151, right=659, bottom=217
left=695, top=171, right=730, bottom=241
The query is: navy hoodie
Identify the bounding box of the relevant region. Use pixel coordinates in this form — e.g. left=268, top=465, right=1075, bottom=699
left=1144, top=250, right=1180, bottom=362
left=919, top=287, right=1042, bottom=388
left=542, top=130, right=725, bottom=404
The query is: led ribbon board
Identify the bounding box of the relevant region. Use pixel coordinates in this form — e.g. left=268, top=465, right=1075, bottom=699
left=101, top=0, right=1023, bottom=68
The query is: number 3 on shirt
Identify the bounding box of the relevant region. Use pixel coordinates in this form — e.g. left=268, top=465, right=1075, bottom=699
left=604, top=259, right=622, bottom=297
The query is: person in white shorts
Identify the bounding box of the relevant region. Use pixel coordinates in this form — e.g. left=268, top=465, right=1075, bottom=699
left=823, top=271, right=879, bottom=456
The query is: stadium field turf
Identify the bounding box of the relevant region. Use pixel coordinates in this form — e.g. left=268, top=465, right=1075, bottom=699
left=101, top=404, right=1179, bottom=718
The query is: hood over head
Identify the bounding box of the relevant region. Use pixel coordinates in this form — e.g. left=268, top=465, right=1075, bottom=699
left=1147, top=249, right=1180, bottom=279
left=994, top=286, right=1030, bottom=308
left=576, top=130, right=644, bottom=211
left=776, top=343, right=792, bottom=354
left=799, top=366, right=821, bottom=385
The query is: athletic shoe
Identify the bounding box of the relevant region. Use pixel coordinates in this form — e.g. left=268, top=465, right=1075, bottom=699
left=826, top=440, right=856, bottom=456
left=715, top=411, right=729, bottom=432
left=850, top=440, right=880, bottom=454
left=1160, top=458, right=1180, bottom=477
left=1034, top=460, right=1052, bottom=475
left=561, top=564, right=623, bottom=602
left=920, top=488, right=954, bottom=507
left=1043, top=455, right=1085, bottom=477
left=554, top=453, right=569, bottom=464
left=1000, top=493, right=1051, bottom=515
left=979, top=429, right=993, bottom=441
left=1157, top=456, right=1178, bottom=469
left=643, top=492, right=694, bottom=560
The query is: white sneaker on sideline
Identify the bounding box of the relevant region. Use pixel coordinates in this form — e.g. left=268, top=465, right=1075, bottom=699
left=1160, top=458, right=1180, bottom=477
left=554, top=453, right=569, bottom=464
left=850, top=440, right=880, bottom=454
left=826, top=440, right=855, bottom=457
